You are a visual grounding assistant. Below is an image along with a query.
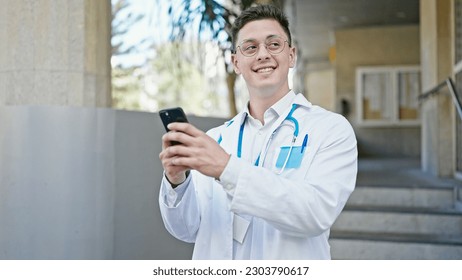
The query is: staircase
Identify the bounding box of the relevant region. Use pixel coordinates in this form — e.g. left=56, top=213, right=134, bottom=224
left=329, top=158, right=462, bottom=259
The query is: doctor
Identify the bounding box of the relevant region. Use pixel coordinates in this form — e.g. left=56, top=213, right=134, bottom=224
left=158, top=4, right=357, bottom=259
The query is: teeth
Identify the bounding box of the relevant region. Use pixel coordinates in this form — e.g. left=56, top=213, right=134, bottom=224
left=257, top=67, right=274, bottom=73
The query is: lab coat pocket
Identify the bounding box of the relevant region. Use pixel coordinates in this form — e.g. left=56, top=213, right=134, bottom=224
left=275, top=145, right=306, bottom=169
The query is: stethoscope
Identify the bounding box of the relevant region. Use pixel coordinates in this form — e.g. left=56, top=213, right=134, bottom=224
left=237, top=103, right=300, bottom=174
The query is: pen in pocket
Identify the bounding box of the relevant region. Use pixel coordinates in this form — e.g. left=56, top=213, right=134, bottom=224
left=301, top=134, right=308, bottom=153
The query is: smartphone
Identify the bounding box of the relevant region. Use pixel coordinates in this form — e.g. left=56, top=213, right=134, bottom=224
left=159, top=107, right=189, bottom=145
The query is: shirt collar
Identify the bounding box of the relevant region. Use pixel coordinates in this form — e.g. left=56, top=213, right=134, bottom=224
left=243, top=90, right=297, bottom=126
left=270, top=90, right=296, bottom=118
left=243, top=90, right=296, bottom=114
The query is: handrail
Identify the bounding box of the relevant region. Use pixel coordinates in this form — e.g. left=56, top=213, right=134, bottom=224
left=418, top=77, right=462, bottom=121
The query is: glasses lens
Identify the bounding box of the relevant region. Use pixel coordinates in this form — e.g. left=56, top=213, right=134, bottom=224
left=240, top=40, right=258, bottom=56
left=266, top=37, right=285, bottom=54
left=238, top=37, right=286, bottom=57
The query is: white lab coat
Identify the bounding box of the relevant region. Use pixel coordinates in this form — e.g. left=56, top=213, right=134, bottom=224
left=159, top=92, right=357, bottom=259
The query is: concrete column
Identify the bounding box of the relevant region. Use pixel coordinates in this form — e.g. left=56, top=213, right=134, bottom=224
left=0, top=0, right=111, bottom=107
left=420, top=0, right=454, bottom=176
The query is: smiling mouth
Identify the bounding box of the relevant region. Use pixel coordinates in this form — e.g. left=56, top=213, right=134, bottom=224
left=254, top=67, right=275, bottom=73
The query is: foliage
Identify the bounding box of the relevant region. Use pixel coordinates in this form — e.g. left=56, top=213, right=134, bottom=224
left=111, top=0, right=147, bottom=110
left=111, top=66, right=143, bottom=110
left=159, top=0, right=281, bottom=116
left=110, top=0, right=283, bottom=114
left=144, top=41, right=229, bottom=115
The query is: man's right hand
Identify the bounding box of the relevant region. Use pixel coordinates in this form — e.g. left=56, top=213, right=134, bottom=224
left=159, top=122, right=230, bottom=185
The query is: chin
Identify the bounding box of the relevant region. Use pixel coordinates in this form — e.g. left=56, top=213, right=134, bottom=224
left=254, top=79, right=280, bottom=90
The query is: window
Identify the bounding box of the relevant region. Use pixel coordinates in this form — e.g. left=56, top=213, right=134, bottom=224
left=356, top=66, right=421, bottom=126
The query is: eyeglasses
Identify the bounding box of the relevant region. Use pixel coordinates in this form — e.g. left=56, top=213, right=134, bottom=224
left=236, top=36, right=289, bottom=57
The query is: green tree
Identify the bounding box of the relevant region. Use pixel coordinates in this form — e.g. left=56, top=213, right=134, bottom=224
left=142, top=41, right=228, bottom=115
left=112, top=66, right=143, bottom=110
left=159, top=0, right=282, bottom=117
left=111, top=0, right=149, bottom=110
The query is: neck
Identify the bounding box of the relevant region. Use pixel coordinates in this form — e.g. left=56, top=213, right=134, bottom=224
left=248, top=88, right=291, bottom=124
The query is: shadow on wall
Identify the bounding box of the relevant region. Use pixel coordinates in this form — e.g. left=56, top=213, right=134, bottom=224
left=0, top=106, right=226, bottom=260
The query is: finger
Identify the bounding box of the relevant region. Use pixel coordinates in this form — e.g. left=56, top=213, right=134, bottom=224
left=168, top=156, right=191, bottom=169
left=164, top=160, right=189, bottom=182
left=167, top=122, right=204, bottom=137
left=163, top=130, right=195, bottom=147
left=160, top=150, right=188, bottom=169
left=165, top=145, right=190, bottom=160
left=161, top=133, right=172, bottom=150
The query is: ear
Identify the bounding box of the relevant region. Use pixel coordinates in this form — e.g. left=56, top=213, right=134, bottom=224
left=289, top=46, right=296, bottom=68
left=231, top=54, right=242, bottom=75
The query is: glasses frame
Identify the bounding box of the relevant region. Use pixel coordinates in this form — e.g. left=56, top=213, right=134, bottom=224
left=235, top=36, right=290, bottom=57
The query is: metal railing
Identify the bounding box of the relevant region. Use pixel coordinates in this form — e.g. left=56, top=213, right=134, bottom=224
left=418, top=77, right=462, bottom=121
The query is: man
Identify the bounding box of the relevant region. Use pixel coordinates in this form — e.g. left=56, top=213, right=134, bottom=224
left=158, top=4, right=357, bottom=259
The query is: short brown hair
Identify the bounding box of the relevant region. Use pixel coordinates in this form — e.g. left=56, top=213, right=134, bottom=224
left=231, top=4, right=292, bottom=52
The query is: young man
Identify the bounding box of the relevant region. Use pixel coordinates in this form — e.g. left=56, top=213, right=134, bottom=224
left=158, top=4, right=357, bottom=259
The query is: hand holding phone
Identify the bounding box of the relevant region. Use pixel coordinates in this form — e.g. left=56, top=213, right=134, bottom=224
left=159, top=107, right=189, bottom=145
left=159, top=107, right=229, bottom=181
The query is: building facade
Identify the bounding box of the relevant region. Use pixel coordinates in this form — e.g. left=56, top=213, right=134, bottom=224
left=288, top=0, right=461, bottom=180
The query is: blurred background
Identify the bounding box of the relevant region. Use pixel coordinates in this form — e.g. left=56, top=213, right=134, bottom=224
left=0, top=0, right=461, bottom=260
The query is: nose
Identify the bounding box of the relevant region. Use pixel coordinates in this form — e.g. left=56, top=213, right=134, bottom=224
left=255, top=43, right=271, bottom=60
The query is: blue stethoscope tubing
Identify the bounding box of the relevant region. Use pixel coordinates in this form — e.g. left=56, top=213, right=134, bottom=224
left=237, top=103, right=300, bottom=173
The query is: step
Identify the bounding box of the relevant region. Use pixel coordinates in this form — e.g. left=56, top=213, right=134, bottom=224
left=330, top=231, right=462, bottom=259
left=348, top=185, right=456, bottom=209
left=332, top=205, right=462, bottom=236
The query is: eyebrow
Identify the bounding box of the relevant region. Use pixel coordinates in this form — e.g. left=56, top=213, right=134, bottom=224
left=239, top=34, right=282, bottom=44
